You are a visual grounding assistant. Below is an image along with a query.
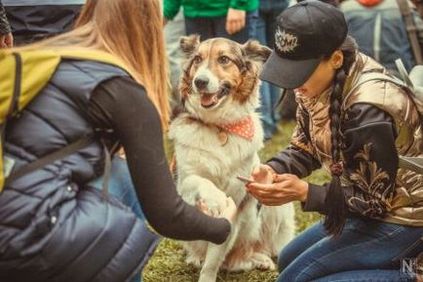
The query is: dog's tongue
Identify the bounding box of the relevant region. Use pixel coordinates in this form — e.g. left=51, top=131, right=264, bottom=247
left=200, top=94, right=217, bottom=107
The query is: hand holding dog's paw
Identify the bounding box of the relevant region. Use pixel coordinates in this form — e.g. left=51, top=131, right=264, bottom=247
left=251, top=164, right=275, bottom=184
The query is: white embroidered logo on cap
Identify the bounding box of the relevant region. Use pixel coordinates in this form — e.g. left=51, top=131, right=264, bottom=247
left=275, top=28, right=299, bottom=53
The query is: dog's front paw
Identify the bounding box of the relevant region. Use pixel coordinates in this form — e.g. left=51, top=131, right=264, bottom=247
left=195, top=199, right=221, bottom=217
left=251, top=253, right=276, bottom=271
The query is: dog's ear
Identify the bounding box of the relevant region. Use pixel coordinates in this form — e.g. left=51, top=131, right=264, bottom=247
left=242, top=40, right=272, bottom=63
left=179, top=35, right=200, bottom=57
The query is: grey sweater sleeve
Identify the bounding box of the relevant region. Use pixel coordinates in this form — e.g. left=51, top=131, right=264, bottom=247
left=0, top=2, right=11, bottom=35
left=87, top=76, right=231, bottom=244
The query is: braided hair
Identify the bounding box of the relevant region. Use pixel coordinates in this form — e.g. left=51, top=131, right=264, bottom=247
left=323, top=35, right=358, bottom=236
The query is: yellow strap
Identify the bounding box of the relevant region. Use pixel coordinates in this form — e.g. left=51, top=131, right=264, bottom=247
left=0, top=48, right=132, bottom=192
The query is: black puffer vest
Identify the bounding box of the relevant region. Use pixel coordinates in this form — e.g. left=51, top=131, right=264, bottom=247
left=0, top=60, right=159, bottom=282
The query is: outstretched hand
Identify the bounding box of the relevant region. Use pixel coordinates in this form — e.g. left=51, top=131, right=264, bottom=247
left=246, top=172, right=309, bottom=206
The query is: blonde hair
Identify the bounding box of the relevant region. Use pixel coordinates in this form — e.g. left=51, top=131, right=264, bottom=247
left=16, top=0, right=170, bottom=130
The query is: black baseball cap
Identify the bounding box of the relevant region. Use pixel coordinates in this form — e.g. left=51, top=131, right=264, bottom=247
left=260, top=0, right=348, bottom=89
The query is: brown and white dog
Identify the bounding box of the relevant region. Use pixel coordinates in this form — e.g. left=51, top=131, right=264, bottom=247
left=169, top=36, right=295, bottom=282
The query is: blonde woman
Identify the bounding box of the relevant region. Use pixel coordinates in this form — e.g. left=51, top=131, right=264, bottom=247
left=0, top=1, right=235, bottom=281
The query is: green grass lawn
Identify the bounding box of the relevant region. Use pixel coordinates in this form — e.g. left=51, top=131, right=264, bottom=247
left=143, top=121, right=329, bottom=282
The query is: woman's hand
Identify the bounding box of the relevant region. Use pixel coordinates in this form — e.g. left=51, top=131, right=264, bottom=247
left=246, top=174, right=309, bottom=206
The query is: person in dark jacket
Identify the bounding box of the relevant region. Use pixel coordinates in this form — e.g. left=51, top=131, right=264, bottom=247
left=2, top=0, right=85, bottom=45
left=247, top=1, right=423, bottom=281
left=0, top=0, right=12, bottom=47
left=0, top=0, right=236, bottom=282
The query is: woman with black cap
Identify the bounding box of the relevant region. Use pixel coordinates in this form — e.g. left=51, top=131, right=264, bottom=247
left=245, top=0, right=423, bottom=280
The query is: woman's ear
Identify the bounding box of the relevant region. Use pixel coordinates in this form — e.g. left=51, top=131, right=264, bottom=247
left=330, top=50, right=344, bottom=70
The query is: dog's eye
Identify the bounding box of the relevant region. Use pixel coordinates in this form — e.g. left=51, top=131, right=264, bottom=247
left=193, top=55, right=202, bottom=64
left=218, top=56, right=230, bottom=65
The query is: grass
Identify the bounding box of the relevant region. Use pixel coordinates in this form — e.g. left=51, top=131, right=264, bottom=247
left=143, top=121, right=329, bottom=282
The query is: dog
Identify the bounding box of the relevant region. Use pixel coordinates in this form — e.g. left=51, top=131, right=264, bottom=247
left=169, top=35, right=296, bottom=282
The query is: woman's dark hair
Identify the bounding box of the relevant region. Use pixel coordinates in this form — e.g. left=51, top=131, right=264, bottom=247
left=323, top=35, right=358, bottom=236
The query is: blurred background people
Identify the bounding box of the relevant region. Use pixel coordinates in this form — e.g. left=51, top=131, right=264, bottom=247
left=163, top=0, right=258, bottom=43
left=164, top=10, right=186, bottom=116
left=252, top=0, right=291, bottom=139
left=2, top=0, right=85, bottom=45
left=340, top=0, right=423, bottom=72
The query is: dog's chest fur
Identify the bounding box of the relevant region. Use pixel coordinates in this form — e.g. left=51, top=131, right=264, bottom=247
left=169, top=113, right=264, bottom=197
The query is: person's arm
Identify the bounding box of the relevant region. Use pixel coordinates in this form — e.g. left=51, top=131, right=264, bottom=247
left=266, top=107, right=322, bottom=178
left=163, top=0, right=182, bottom=21
left=0, top=1, right=13, bottom=48
left=88, top=76, right=231, bottom=244
left=302, top=104, right=398, bottom=217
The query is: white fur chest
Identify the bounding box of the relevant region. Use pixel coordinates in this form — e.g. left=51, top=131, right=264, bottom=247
left=169, top=113, right=264, bottom=193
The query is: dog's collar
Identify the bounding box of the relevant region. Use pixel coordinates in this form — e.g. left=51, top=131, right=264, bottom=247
left=188, top=115, right=255, bottom=142
left=217, top=116, right=255, bottom=141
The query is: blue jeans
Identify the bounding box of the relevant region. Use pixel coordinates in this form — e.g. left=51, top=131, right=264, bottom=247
left=250, top=1, right=288, bottom=139
left=88, top=157, right=161, bottom=282
left=277, top=218, right=423, bottom=282
left=185, top=10, right=258, bottom=44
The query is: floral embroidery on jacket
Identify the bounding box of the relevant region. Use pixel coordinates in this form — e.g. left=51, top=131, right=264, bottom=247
left=347, top=143, right=393, bottom=217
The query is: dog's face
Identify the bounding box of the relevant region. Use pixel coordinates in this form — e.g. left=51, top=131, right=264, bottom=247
left=179, top=36, right=271, bottom=123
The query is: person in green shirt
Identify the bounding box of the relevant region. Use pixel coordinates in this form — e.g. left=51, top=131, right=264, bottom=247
left=164, top=0, right=259, bottom=43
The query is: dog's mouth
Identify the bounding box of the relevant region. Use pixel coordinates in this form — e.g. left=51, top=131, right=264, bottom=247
left=199, top=85, right=230, bottom=109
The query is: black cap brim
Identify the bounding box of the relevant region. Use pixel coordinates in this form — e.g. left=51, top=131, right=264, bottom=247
left=260, top=51, right=321, bottom=89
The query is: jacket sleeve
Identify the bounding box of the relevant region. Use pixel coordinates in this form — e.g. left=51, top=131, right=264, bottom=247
left=266, top=106, right=321, bottom=178
left=302, top=104, right=398, bottom=218
left=0, top=1, right=11, bottom=35
left=163, top=0, right=182, bottom=21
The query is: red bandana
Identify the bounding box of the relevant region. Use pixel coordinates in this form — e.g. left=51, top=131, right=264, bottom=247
left=218, top=116, right=255, bottom=141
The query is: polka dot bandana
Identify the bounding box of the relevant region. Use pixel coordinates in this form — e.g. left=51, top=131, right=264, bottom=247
left=218, top=116, right=255, bottom=141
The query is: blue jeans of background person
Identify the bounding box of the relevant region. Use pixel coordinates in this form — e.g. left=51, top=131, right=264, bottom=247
left=277, top=217, right=423, bottom=282
left=250, top=0, right=289, bottom=139
left=185, top=10, right=258, bottom=44
left=88, top=157, right=161, bottom=282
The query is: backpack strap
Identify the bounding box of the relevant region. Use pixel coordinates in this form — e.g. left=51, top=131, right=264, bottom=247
left=345, top=70, right=423, bottom=175
left=344, top=70, right=408, bottom=104
left=399, top=155, right=423, bottom=174
left=5, top=134, right=95, bottom=184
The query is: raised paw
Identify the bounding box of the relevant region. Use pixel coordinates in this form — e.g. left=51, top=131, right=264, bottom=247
left=195, top=199, right=220, bottom=217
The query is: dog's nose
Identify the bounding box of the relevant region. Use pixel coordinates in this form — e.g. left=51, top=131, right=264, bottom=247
left=194, top=76, right=209, bottom=90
